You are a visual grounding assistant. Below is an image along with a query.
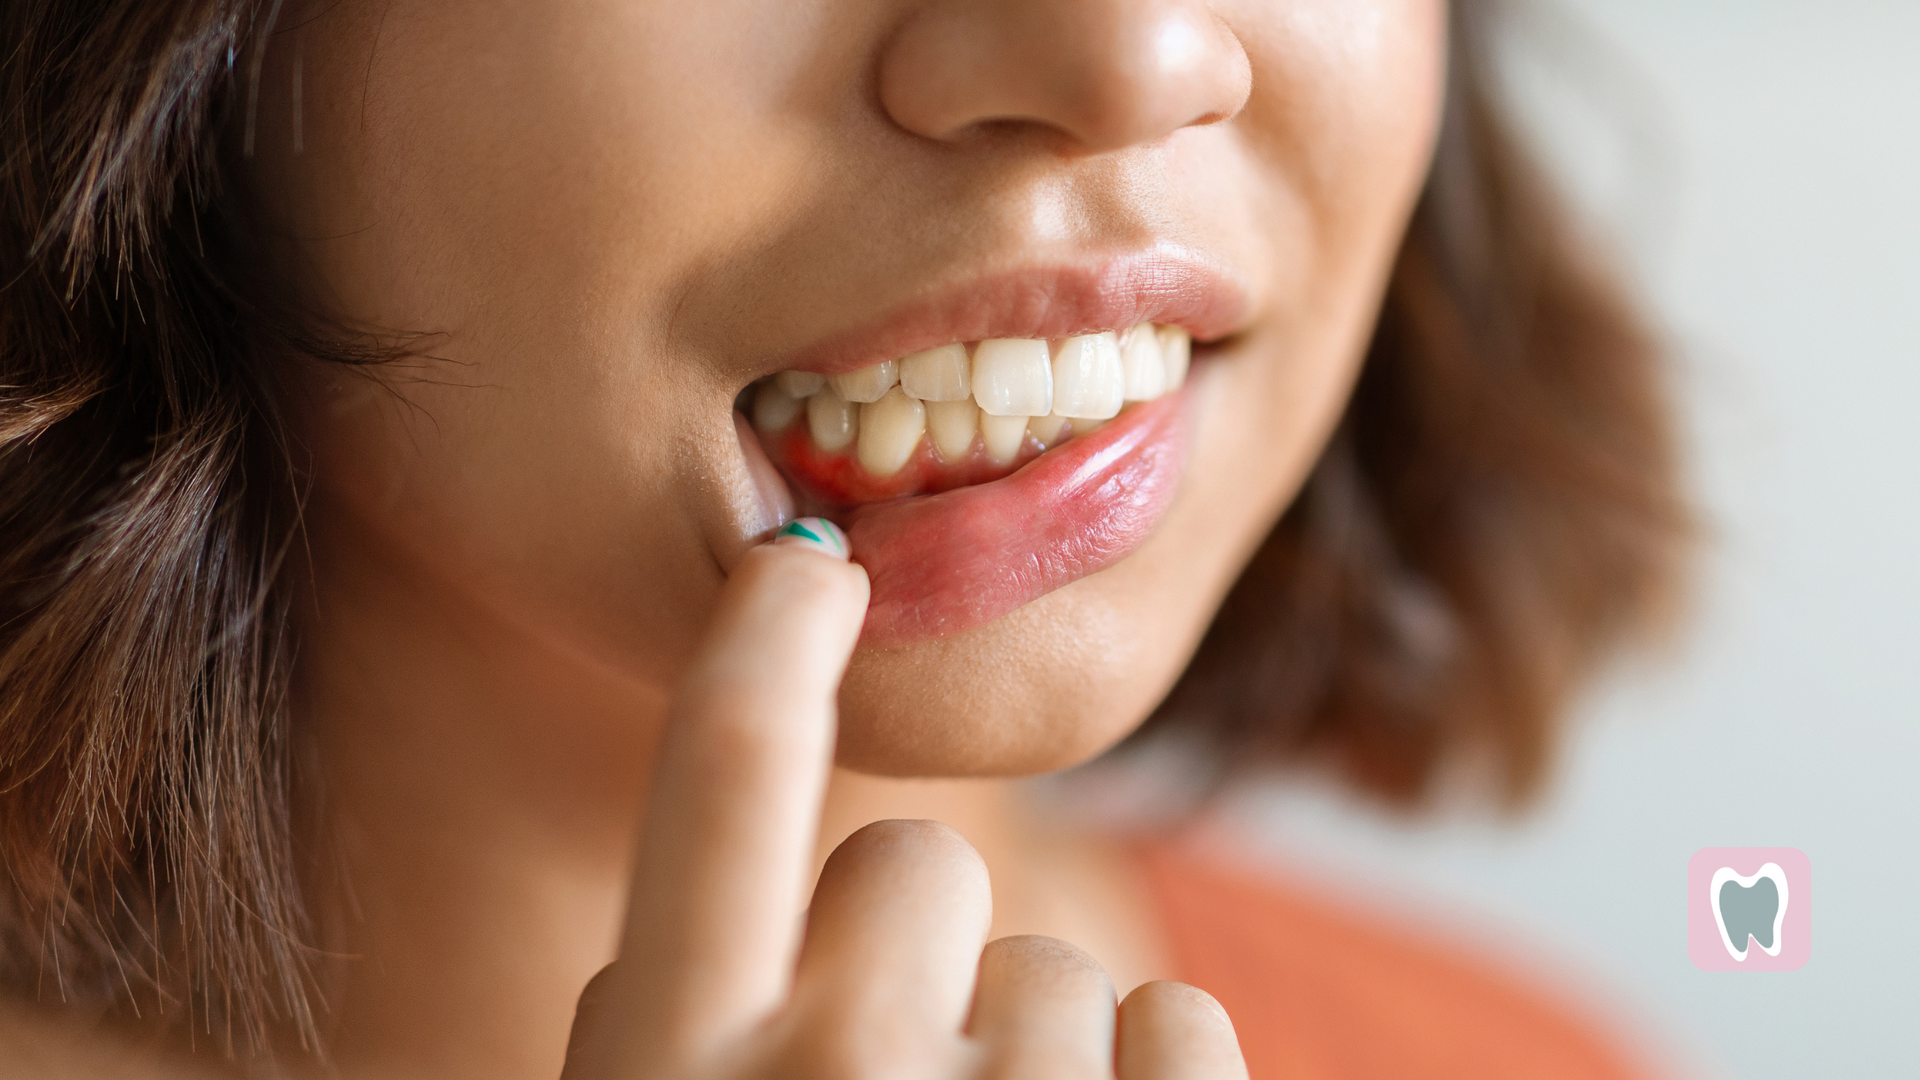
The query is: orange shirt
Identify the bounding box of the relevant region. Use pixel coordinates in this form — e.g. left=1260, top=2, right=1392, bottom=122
left=1135, top=843, right=1659, bottom=1080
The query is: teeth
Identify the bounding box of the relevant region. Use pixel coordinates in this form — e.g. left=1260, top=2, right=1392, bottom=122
left=979, top=413, right=1030, bottom=465
left=1050, top=332, right=1125, bottom=420
left=857, top=387, right=926, bottom=477
left=1027, top=413, right=1071, bottom=448
left=831, top=359, right=898, bottom=404
left=971, top=339, right=1054, bottom=417
left=752, top=381, right=803, bottom=432
left=806, top=385, right=859, bottom=452
left=925, top=399, right=979, bottom=462
left=899, top=344, right=972, bottom=402
left=1119, top=324, right=1167, bottom=401
left=776, top=370, right=827, bottom=398
left=761, top=324, right=1190, bottom=471
left=1157, top=326, right=1191, bottom=390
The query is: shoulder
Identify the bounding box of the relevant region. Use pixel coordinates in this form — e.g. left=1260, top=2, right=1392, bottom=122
left=0, top=1002, right=218, bottom=1080
left=1132, top=841, right=1664, bottom=1080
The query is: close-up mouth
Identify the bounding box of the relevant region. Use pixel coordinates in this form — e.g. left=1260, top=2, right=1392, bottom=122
left=733, top=253, right=1246, bottom=647
left=748, top=320, right=1195, bottom=507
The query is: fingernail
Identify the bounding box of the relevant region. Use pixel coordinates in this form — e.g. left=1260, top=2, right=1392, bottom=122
left=772, top=517, right=850, bottom=561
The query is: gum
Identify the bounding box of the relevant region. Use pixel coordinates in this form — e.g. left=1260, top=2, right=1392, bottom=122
left=761, top=420, right=1057, bottom=509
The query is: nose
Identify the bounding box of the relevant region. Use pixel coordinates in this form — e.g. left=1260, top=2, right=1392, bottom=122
left=878, top=0, right=1252, bottom=156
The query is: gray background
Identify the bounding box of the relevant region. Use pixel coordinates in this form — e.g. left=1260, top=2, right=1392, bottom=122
left=1220, top=2, right=1918, bottom=1077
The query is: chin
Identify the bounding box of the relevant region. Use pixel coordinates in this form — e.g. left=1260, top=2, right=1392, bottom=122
left=831, top=555, right=1203, bottom=778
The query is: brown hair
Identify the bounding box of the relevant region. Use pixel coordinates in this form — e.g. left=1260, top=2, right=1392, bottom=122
left=0, top=0, right=1689, bottom=1056
left=1148, top=3, right=1691, bottom=805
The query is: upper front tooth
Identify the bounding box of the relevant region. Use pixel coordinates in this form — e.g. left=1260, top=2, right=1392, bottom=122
left=972, top=339, right=1053, bottom=417
left=831, top=359, right=898, bottom=404
left=857, top=386, right=926, bottom=477
left=777, top=370, right=827, bottom=398
left=1157, top=326, right=1191, bottom=389
left=1050, top=332, right=1124, bottom=419
left=807, top=385, right=859, bottom=452
left=900, top=344, right=972, bottom=402
left=1119, top=324, right=1166, bottom=401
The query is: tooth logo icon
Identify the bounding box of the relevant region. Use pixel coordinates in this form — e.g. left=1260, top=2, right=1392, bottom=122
left=1709, top=863, right=1787, bottom=960
left=1688, top=847, right=1811, bottom=972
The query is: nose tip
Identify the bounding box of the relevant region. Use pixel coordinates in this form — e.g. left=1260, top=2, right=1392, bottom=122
left=879, top=1, right=1252, bottom=156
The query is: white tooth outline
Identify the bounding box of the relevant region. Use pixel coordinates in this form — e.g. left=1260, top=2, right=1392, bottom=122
left=1710, top=862, right=1789, bottom=961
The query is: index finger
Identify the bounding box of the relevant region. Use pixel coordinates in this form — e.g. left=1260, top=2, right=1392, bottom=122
left=609, top=519, right=868, bottom=1068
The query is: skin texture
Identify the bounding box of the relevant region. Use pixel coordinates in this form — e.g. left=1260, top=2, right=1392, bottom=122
left=261, top=0, right=1443, bottom=773
left=194, top=0, right=1454, bottom=1076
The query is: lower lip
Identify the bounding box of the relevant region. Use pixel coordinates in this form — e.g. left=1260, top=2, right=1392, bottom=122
left=833, top=393, right=1188, bottom=648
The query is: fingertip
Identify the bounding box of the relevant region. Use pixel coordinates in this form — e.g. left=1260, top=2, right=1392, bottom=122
left=751, top=544, right=869, bottom=614
left=717, top=531, right=870, bottom=670
left=1121, top=979, right=1233, bottom=1023
left=771, top=516, right=850, bottom=560
left=828, top=819, right=988, bottom=886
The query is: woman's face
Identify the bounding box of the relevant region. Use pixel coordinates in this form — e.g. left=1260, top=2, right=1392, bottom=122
left=256, top=0, right=1444, bottom=775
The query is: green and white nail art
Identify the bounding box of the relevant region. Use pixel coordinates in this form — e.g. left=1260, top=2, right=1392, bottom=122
left=774, top=517, right=850, bottom=560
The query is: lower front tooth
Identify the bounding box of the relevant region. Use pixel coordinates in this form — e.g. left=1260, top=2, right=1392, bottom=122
left=925, top=399, right=979, bottom=462
left=752, top=381, right=802, bottom=431
left=1028, top=413, right=1071, bottom=448
left=807, top=386, right=859, bottom=452
left=1069, top=416, right=1106, bottom=436
left=980, top=413, right=1029, bottom=465
left=857, top=387, right=925, bottom=477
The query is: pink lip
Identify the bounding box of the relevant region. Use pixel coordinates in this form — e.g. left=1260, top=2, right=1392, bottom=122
left=775, top=246, right=1248, bottom=377
left=843, top=392, right=1186, bottom=647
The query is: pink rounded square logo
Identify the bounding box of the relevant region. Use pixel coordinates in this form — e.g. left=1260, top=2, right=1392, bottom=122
left=1688, top=847, right=1811, bottom=971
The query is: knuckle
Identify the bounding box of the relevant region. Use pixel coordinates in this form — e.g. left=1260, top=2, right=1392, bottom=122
left=978, top=935, right=1112, bottom=997
left=841, top=818, right=978, bottom=864
left=669, top=684, right=810, bottom=769
left=981, top=934, right=1102, bottom=973
left=826, top=819, right=990, bottom=895
left=1128, top=979, right=1231, bottom=1023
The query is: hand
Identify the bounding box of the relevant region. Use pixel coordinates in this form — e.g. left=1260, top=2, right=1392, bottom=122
left=561, top=519, right=1248, bottom=1080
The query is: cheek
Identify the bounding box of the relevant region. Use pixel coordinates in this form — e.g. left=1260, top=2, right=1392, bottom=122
left=292, top=364, right=729, bottom=693
left=258, top=1, right=828, bottom=685
left=1235, top=0, right=1449, bottom=280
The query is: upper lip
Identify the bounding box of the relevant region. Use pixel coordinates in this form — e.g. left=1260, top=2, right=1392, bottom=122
left=768, top=243, right=1252, bottom=378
